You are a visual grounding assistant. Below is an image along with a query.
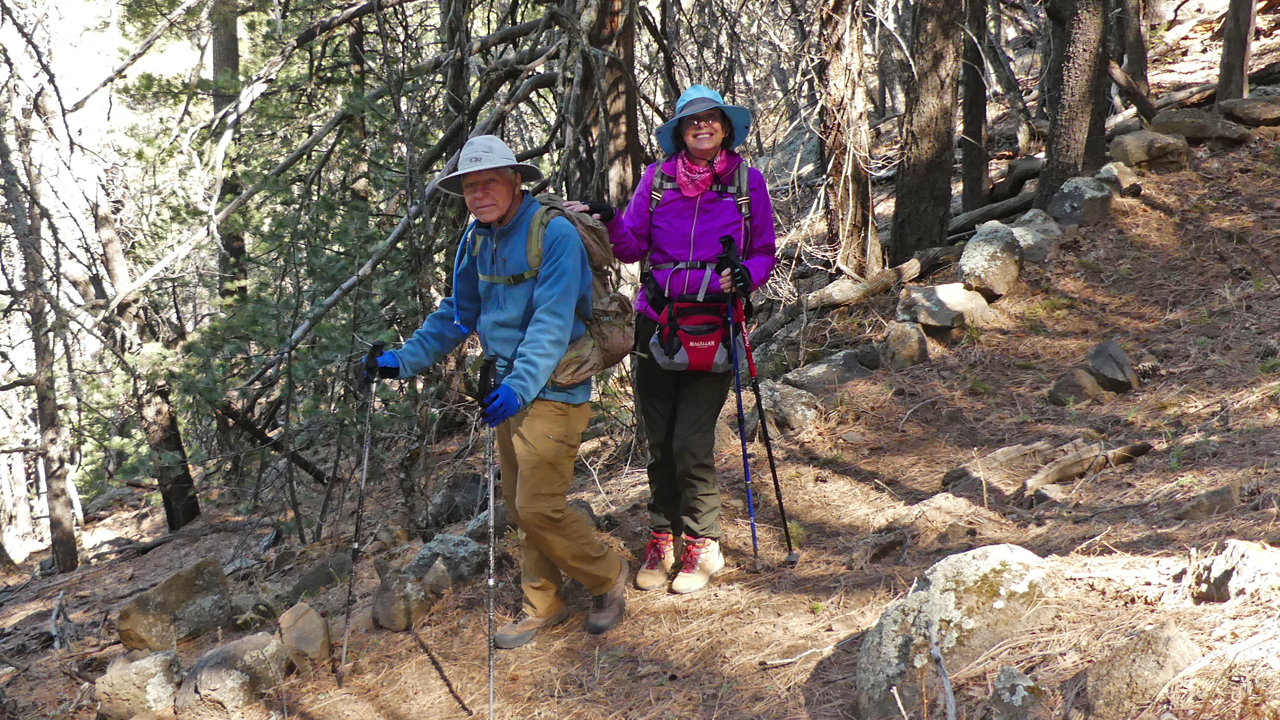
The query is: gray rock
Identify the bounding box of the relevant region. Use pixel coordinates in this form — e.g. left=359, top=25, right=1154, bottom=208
left=1086, top=340, right=1139, bottom=393
left=991, top=665, right=1049, bottom=720
left=116, top=557, right=233, bottom=651
left=959, top=221, right=1023, bottom=298
left=286, top=552, right=352, bottom=605
left=880, top=322, right=929, bottom=370
left=463, top=500, right=514, bottom=543
left=1177, top=485, right=1240, bottom=521
left=371, top=559, right=437, bottom=632
left=1048, top=368, right=1103, bottom=406
left=1190, top=539, right=1280, bottom=603
left=1095, top=162, right=1140, bottom=194
left=427, top=472, right=488, bottom=527
left=278, top=602, right=331, bottom=668
left=1080, top=621, right=1201, bottom=720
left=854, top=544, right=1048, bottom=720
left=782, top=350, right=873, bottom=403
left=897, top=283, right=991, bottom=330
left=1150, top=108, right=1251, bottom=142
left=229, top=594, right=276, bottom=631
left=1108, top=130, right=1189, bottom=167
left=94, top=650, right=182, bottom=720
left=1010, top=209, right=1062, bottom=264
left=175, top=633, right=288, bottom=720
left=1219, top=97, right=1280, bottom=127
left=1047, top=177, right=1112, bottom=226
left=856, top=343, right=882, bottom=371
left=410, top=534, right=487, bottom=585
left=758, top=380, right=822, bottom=431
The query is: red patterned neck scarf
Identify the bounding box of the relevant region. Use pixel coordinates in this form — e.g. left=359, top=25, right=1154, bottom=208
left=675, top=149, right=735, bottom=197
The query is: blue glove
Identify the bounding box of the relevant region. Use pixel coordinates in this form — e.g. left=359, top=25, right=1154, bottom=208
left=482, top=384, right=521, bottom=427
left=362, top=351, right=400, bottom=382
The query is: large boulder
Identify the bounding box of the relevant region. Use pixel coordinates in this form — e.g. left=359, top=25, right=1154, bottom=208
left=880, top=322, right=929, bottom=371
left=758, top=380, right=823, bottom=431
left=175, top=633, right=288, bottom=720
left=897, top=284, right=991, bottom=331
left=1108, top=130, right=1189, bottom=168
left=1219, top=97, right=1280, bottom=127
left=285, top=552, right=352, bottom=605
left=853, top=544, right=1050, bottom=719
left=94, top=650, right=182, bottom=720
left=1047, top=177, right=1112, bottom=226
left=782, top=350, right=873, bottom=405
left=277, top=602, right=331, bottom=669
left=1086, top=340, right=1139, bottom=393
left=1010, top=210, right=1062, bottom=264
left=1076, top=621, right=1201, bottom=720
left=410, top=534, right=487, bottom=586
left=1150, top=108, right=1251, bottom=142
left=959, top=221, right=1023, bottom=299
left=117, top=558, right=233, bottom=651
left=1190, top=539, right=1280, bottom=603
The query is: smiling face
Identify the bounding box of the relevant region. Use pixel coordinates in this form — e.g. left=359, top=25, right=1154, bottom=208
left=679, top=109, right=727, bottom=161
left=461, top=168, right=521, bottom=226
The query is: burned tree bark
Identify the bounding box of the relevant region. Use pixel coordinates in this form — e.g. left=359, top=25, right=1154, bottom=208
left=961, top=0, right=990, bottom=212
left=139, top=381, right=201, bottom=532
left=1035, top=0, right=1106, bottom=208
left=1217, top=0, right=1256, bottom=105
left=592, top=0, right=642, bottom=204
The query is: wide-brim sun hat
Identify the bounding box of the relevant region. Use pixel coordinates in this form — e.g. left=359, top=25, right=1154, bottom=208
left=654, top=85, right=752, bottom=157
left=437, top=134, right=545, bottom=195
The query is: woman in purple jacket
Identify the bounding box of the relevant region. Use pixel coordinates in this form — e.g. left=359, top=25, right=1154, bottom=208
left=573, top=85, right=777, bottom=594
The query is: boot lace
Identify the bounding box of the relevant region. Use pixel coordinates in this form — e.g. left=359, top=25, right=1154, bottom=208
left=641, top=534, right=673, bottom=571
left=678, top=538, right=707, bottom=574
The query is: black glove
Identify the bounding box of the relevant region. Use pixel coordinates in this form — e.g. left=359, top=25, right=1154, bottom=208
left=715, top=235, right=752, bottom=296
left=355, top=342, right=395, bottom=394
left=584, top=201, right=616, bottom=223
left=725, top=263, right=752, bottom=296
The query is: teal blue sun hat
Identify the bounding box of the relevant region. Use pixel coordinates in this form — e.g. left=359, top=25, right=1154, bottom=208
left=654, top=85, right=752, bottom=157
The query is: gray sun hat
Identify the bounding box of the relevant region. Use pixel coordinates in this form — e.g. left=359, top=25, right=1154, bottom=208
left=436, top=135, right=544, bottom=196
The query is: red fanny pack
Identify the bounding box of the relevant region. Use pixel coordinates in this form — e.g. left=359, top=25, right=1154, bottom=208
left=648, top=301, right=742, bottom=372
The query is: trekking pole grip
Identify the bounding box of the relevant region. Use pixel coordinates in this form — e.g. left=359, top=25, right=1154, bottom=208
left=365, top=341, right=386, bottom=383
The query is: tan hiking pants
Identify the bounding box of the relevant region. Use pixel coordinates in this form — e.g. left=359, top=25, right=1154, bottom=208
left=496, top=399, right=622, bottom=618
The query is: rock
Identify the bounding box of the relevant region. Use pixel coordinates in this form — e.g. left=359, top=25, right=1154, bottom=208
left=117, top=558, right=233, bottom=651
left=463, top=500, right=514, bottom=543
left=853, top=545, right=1049, bottom=719
left=880, top=322, right=929, bottom=370
left=959, top=221, right=1023, bottom=299
left=427, top=472, right=488, bottom=527
left=1010, top=210, right=1062, bottom=264
left=1086, top=340, right=1139, bottom=393
left=268, top=548, right=298, bottom=573
left=1253, top=125, right=1280, bottom=143
left=758, top=380, right=822, bottom=431
left=1177, top=484, right=1241, bottom=521
left=1048, top=368, right=1103, bottom=406
left=990, top=665, right=1049, bottom=720
left=175, top=633, right=288, bottom=720
left=1190, top=540, right=1280, bottom=603
left=1032, top=484, right=1066, bottom=504
left=1047, top=177, right=1113, bottom=227
left=94, top=650, right=182, bottom=720
left=1108, top=130, right=1189, bottom=168
left=568, top=499, right=600, bottom=530
left=781, top=350, right=873, bottom=404
left=410, top=534, right=487, bottom=585
left=897, top=284, right=991, bottom=330
left=1150, top=108, right=1251, bottom=143
left=855, top=343, right=882, bottom=370
left=371, top=560, right=437, bottom=632
left=285, top=552, right=352, bottom=605
left=1080, top=621, right=1201, bottom=720
left=1094, top=162, right=1140, bottom=195
left=278, top=602, right=331, bottom=668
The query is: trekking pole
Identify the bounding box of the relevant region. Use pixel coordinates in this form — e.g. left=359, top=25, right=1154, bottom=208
left=477, top=359, right=498, bottom=720
left=338, top=341, right=384, bottom=688
left=723, top=284, right=762, bottom=572
left=719, top=236, right=799, bottom=567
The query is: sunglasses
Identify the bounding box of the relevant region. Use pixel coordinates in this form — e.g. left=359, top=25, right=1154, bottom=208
left=682, top=110, right=724, bottom=128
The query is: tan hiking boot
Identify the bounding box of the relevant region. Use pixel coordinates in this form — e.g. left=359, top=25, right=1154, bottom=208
left=494, top=605, right=570, bottom=649
left=586, top=557, right=628, bottom=635
left=635, top=532, right=676, bottom=591
left=670, top=536, right=725, bottom=594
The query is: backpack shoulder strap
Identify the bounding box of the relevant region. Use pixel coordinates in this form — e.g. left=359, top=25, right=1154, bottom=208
left=733, top=160, right=752, bottom=222
left=475, top=207, right=550, bottom=286
left=649, top=159, right=678, bottom=212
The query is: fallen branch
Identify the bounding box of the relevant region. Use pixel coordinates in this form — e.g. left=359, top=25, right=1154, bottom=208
left=1107, top=60, right=1158, bottom=121
left=803, top=244, right=964, bottom=311
left=947, top=193, right=1035, bottom=235
left=215, top=404, right=331, bottom=486
left=1025, top=441, right=1152, bottom=493
left=927, top=619, right=957, bottom=720
left=989, top=159, right=1043, bottom=203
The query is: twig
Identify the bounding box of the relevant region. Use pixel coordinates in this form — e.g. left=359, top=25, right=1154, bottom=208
left=899, top=397, right=940, bottom=432
left=50, top=591, right=66, bottom=650
left=927, top=619, right=957, bottom=720
left=758, top=644, right=835, bottom=668
left=890, top=686, right=910, bottom=720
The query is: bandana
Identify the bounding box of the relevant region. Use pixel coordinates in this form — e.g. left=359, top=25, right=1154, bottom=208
left=675, top=150, right=734, bottom=198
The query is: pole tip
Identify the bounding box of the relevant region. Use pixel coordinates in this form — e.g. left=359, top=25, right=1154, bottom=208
left=783, top=551, right=800, bottom=567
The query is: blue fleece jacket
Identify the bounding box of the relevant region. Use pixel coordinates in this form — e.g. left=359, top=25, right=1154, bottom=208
left=386, top=192, right=593, bottom=405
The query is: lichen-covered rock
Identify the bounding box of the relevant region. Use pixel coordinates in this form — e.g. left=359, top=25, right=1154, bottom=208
left=1086, top=340, right=1139, bottom=393
left=1150, top=108, right=1251, bottom=142
left=464, top=501, right=514, bottom=544
left=410, top=534, right=487, bottom=586
left=897, top=284, right=991, bottom=330
left=175, top=633, right=288, bottom=720
left=1108, top=130, right=1188, bottom=168
left=285, top=552, right=352, bottom=605
left=991, top=665, right=1050, bottom=720
left=1010, top=210, right=1062, bottom=264
left=1047, top=177, right=1112, bottom=226
left=759, top=380, right=823, bottom=431
left=960, top=221, right=1023, bottom=298
left=1190, top=539, right=1280, bottom=603
left=229, top=594, right=276, bottom=631
left=782, top=350, right=873, bottom=405
left=880, top=322, right=929, bottom=370
left=1079, top=622, right=1201, bottom=720
left=116, top=558, right=232, bottom=651
left=278, top=602, right=331, bottom=668
left=853, top=544, right=1049, bottom=719
left=1049, top=368, right=1103, bottom=406
left=94, top=650, right=181, bottom=720
left=1094, top=162, right=1140, bottom=195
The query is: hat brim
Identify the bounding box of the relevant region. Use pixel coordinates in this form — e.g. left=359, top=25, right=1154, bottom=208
left=655, top=103, right=752, bottom=156
left=436, top=161, right=545, bottom=196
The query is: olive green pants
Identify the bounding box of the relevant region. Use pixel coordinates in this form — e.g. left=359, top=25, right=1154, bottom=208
left=496, top=399, right=622, bottom=618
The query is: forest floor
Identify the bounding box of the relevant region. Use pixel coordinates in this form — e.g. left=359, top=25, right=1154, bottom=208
left=5, top=32, right=1280, bottom=720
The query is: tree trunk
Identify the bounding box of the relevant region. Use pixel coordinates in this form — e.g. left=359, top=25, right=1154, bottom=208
left=594, top=0, right=642, bottom=204
left=1035, top=0, right=1106, bottom=209
left=1217, top=0, right=1256, bottom=104
left=822, top=0, right=881, bottom=277
left=890, top=0, right=963, bottom=265
left=961, top=0, right=990, bottom=212
left=212, top=0, right=245, bottom=300
left=140, top=381, right=201, bottom=532
left=877, top=0, right=913, bottom=116
left=1121, top=0, right=1149, bottom=98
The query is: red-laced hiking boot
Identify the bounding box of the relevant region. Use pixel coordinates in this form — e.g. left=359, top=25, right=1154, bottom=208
left=635, top=532, right=676, bottom=591
left=670, top=535, right=725, bottom=594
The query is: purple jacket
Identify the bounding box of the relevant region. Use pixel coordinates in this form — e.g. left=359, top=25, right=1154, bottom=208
left=606, top=155, right=777, bottom=321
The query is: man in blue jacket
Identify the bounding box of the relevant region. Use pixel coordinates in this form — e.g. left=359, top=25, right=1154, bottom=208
left=366, top=135, right=627, bottom=648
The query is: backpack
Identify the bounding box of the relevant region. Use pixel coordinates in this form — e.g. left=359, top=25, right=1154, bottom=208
left=472, top=194, right=634, bottom=387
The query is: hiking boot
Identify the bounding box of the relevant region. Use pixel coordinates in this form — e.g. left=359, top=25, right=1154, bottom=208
left=586, top=557, right=628, bottom=635
left=494, top=605, right=570, bottom=649
left=635, top=532, right=677, bottom=591
left=670, top=536, right=725, bottom=595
